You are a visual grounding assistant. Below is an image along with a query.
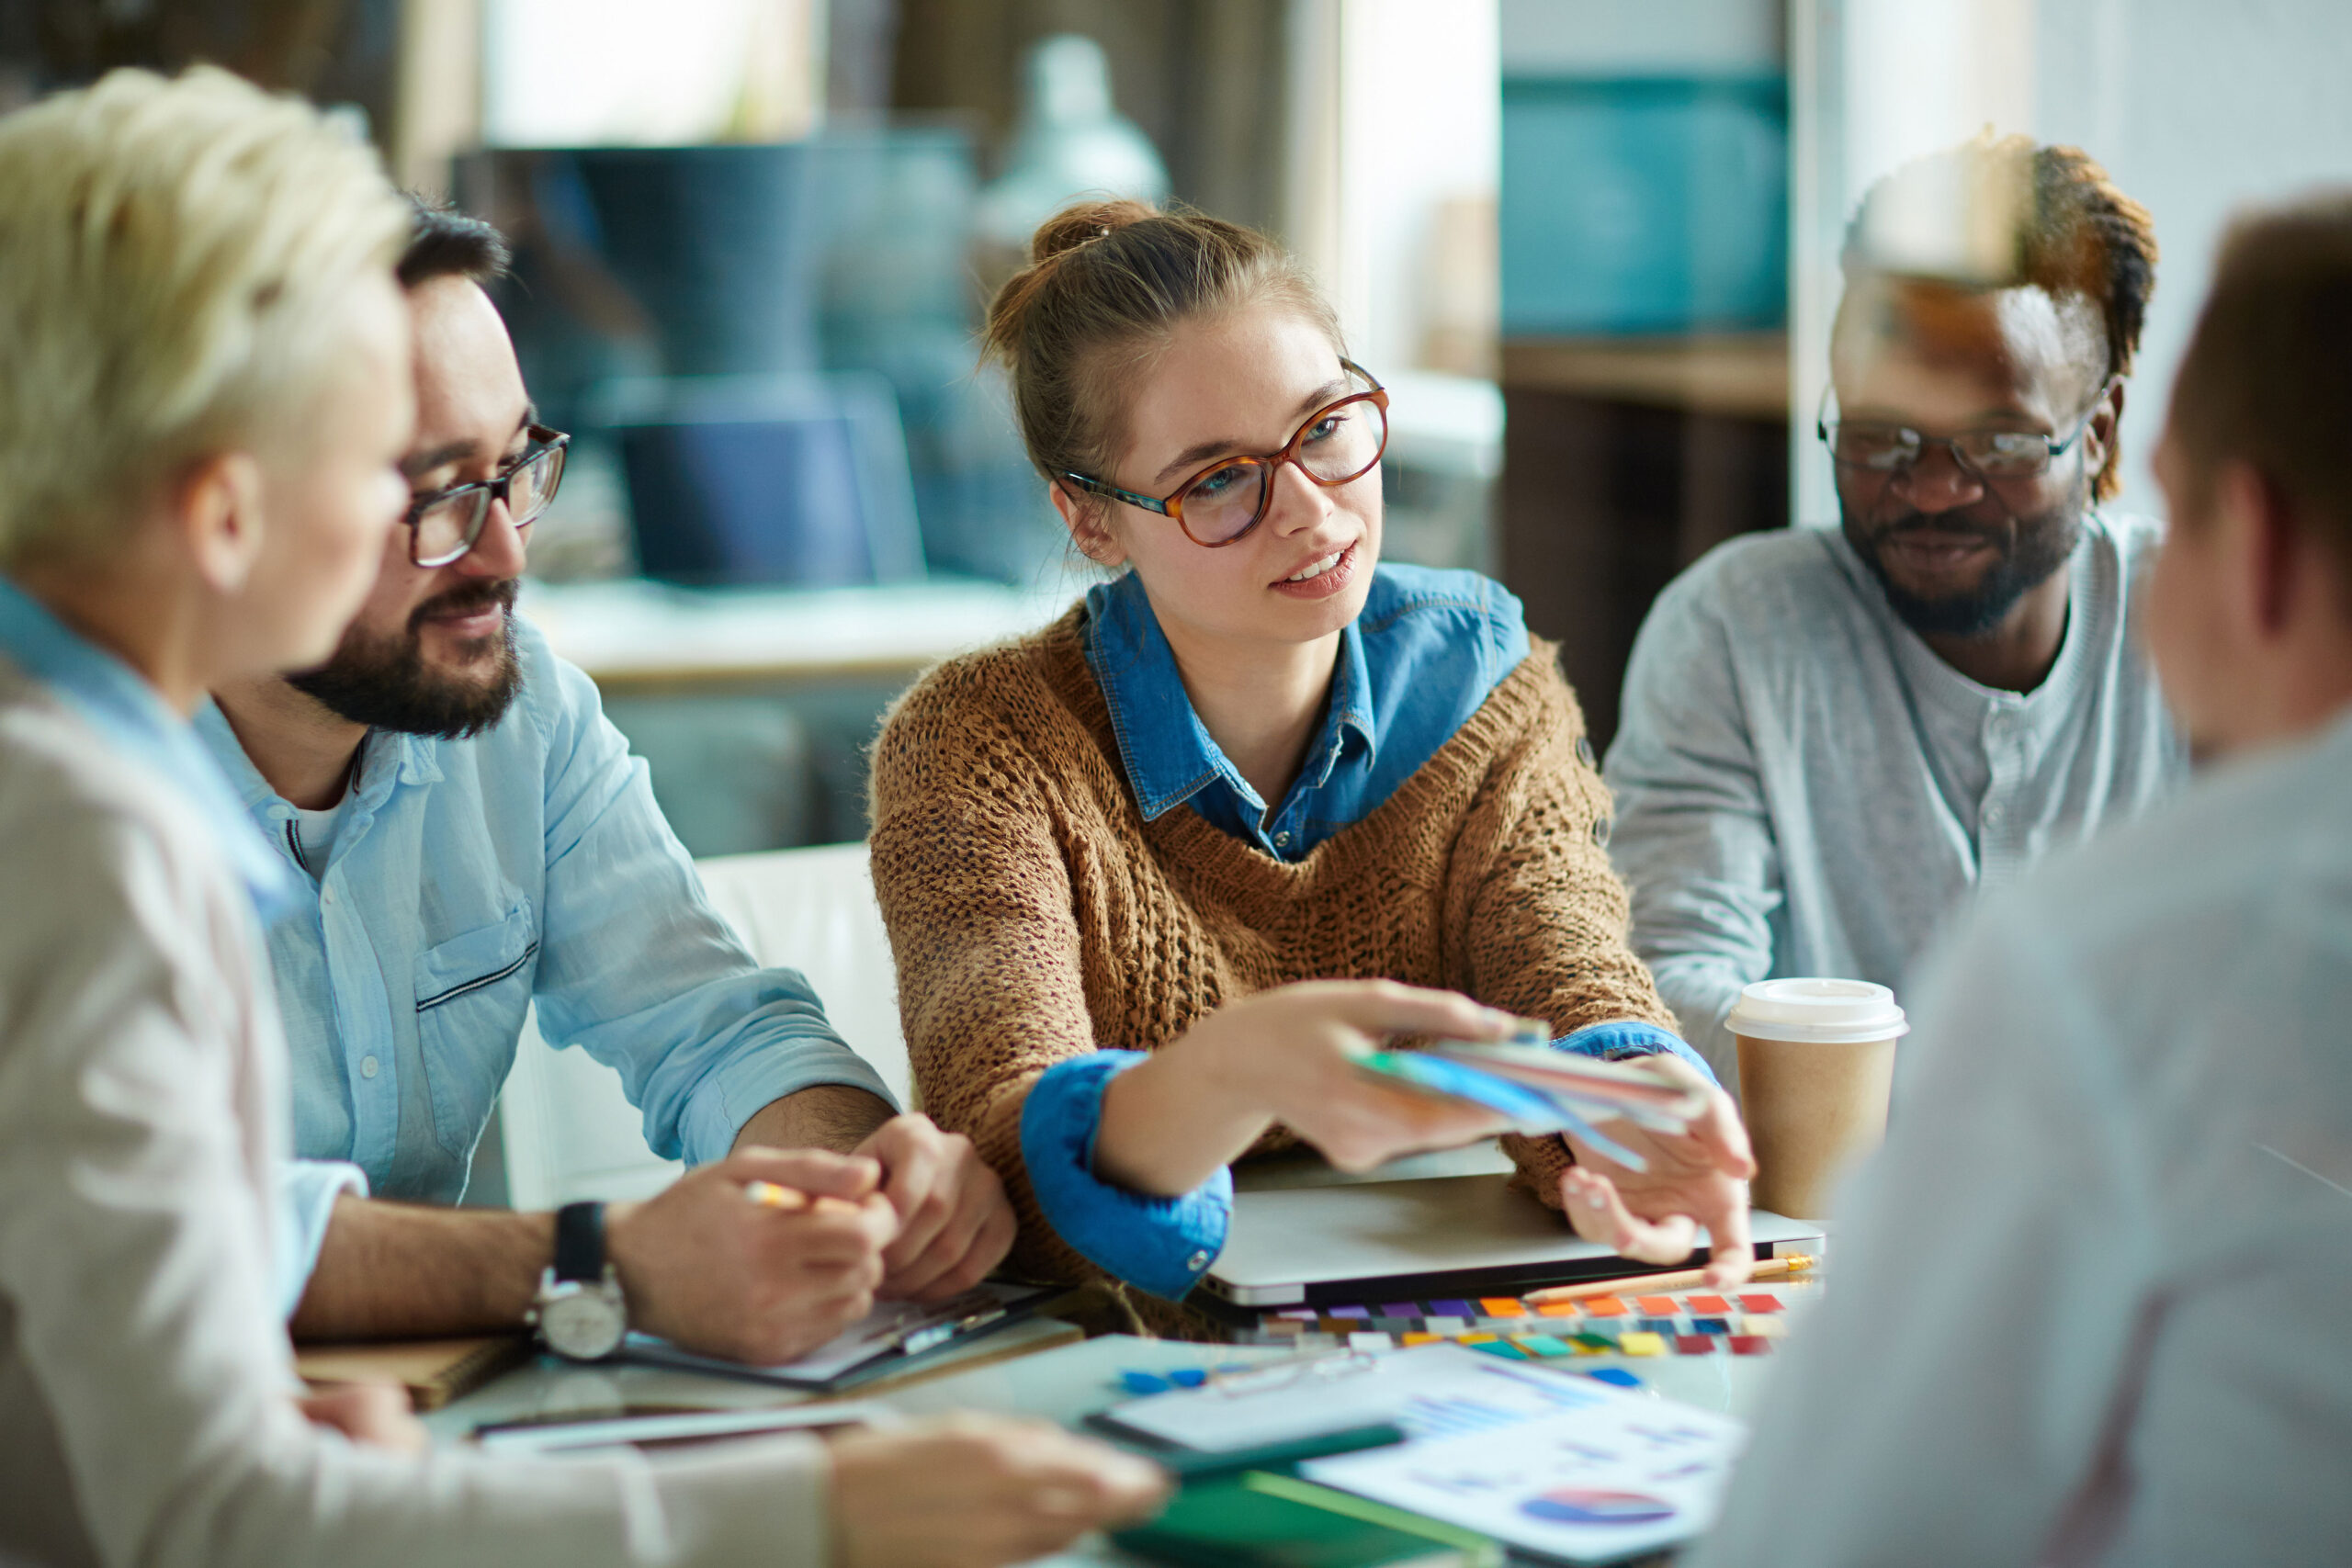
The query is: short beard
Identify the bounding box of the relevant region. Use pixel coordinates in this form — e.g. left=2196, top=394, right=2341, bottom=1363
left=287, top=578, right=524, bottom=739
left=1842, top=479, right=2086, bottom=639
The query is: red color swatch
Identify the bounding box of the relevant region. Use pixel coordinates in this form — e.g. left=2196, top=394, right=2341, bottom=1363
left=1675, top=1335, right=1717, bottom=1354
left=1686, top=1294, right=1732, bottom=1314
left=1729, top=1335, right=1772, bottom=1355
left=1737, top=1294, right=1783, bottom=1314
left=1634, top=1296, right=1679, bottom=1314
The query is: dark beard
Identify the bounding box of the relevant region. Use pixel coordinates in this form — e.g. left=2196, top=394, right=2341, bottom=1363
left=287, top=578, right=524, bottom=739
left=1841, top=479, right=2086, bottom=639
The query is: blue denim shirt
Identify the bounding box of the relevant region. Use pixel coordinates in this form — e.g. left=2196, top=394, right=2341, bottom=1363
left=197, top=618, right=897, bottom=1313
left=1028, top=565, right=1707, bottom=1298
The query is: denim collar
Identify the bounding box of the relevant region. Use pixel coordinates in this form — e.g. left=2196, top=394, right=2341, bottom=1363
left=0, top=576, right=297, bottom=922
left=1082, top=570, right=1375, bottom=821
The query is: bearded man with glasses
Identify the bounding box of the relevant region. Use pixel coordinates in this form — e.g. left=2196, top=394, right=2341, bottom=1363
left=200, top=203, right=1016, bottom=1367
left=1601, top=137, right=2187, bottom=1093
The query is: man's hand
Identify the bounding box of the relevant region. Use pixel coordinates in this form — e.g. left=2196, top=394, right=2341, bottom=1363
left=1556, top=1054, right=1760, bottom=1287
left=605, top=1145, right=899, bottom=1364
left=853, top=1114, right=1018, bottom=1303
left=830, top=1414, right=1170, bottom=1568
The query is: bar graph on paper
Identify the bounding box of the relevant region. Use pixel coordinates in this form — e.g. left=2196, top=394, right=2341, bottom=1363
left=1396, top=1363, right=1607, bottom=1439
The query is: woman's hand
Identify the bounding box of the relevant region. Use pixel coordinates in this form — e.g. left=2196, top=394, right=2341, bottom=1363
left=1555, top=1054, right=1759, bottom=1286
left=297, top=1382, right=426, bottom=1452
left=1096, top=979, right=1525, bottom=1196
left=830, top=1415, right=1169, bottom=1568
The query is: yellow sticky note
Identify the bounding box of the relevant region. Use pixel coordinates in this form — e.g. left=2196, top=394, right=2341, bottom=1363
left=1616, top=1331, right=1668, bottom=1357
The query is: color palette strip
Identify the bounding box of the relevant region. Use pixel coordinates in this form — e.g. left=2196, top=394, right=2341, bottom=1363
left=1243, top=1287, right=1795, bottom=1358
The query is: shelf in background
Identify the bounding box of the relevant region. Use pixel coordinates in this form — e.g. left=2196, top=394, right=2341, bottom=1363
left=1501, top=333, right=1790, bottom=422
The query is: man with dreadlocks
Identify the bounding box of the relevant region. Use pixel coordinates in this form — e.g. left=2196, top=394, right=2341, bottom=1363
left=1602, top=136, right=2185, bottom=1090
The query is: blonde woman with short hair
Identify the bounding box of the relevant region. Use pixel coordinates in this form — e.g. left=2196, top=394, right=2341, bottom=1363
left=0, top=68, right=1160, bottom=1568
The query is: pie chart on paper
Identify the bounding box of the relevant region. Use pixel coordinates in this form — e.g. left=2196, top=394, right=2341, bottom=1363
left=1521, top=1488, right=1678, bottom=1526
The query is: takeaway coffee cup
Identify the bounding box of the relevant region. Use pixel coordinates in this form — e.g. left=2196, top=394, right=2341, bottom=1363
left=1726, top=978, right=1908, bottom=1220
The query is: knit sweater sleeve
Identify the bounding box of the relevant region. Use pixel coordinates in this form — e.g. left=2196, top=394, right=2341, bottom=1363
left=866, top=650, right=1187, bottom=1291
left=1442, top=649, right=1685, bottom=1209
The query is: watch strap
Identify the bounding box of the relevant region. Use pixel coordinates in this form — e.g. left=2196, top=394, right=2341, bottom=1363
left=552, top=1201, right=605, bottom=1284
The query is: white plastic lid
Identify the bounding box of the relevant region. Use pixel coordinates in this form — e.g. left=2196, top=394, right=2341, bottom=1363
left=1725, top=977, right=1909, bottom=1043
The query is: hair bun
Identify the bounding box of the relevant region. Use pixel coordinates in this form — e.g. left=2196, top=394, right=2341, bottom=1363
left=1029, top=198, right=1158, bottom=264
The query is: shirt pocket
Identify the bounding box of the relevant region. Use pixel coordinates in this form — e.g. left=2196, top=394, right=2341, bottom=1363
left=413, top=898, right=539, bottom=1160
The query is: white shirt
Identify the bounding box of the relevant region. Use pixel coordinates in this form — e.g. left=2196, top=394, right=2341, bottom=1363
left=1691, top=705, right=2352, bottom=1567
left=0, top=628, right=829, bottom=1568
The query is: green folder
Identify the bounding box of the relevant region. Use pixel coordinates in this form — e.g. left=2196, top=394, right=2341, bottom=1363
left=1114, top=1470, right=1502, bottom=1568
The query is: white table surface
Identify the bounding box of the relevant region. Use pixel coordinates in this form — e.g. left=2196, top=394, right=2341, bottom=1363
left=428, top=1279, right=1826, bottom=1566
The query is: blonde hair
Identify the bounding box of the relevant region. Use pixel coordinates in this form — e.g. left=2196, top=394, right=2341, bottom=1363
left=0, top=66, right=409, bottom=569
left=983, top=198, right=1343, bottom=497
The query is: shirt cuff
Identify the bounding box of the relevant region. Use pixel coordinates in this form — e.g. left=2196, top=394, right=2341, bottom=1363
left=1555, top=1019, right=1721, bottom=1089
left=276, top=1158, right=368, bottom=1319
left=1020, top=1052, right=1232, bottom=1300
left=679, top=1039, right=899, bottom=1167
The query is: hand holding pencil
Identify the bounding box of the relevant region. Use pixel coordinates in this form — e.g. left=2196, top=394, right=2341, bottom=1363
left=604, top=1146, right=899, bottom=1366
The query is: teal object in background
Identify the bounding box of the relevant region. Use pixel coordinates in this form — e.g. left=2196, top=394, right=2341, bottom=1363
left=1501, top=75, right=1789, bottom=336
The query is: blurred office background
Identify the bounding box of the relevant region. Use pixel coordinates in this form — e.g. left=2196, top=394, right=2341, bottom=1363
left=6, top=0, right=2350, bottom=819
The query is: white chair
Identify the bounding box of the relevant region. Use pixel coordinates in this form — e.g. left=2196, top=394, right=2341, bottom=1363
left=496, top=841, right=909, bottom=1210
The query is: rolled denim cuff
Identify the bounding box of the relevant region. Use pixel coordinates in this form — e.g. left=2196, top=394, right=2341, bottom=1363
left=1020, top=1052, right=1233, bottom=1300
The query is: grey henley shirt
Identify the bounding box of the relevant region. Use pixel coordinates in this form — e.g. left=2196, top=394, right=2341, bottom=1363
left=1602, top=513, right=2187, bottom=1089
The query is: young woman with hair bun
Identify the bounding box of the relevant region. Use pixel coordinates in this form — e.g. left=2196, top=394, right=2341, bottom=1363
left=868, top=199, right=1755, bottom=1318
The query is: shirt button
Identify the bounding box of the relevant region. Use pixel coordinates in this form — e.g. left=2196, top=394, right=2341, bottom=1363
left=1187, top=1249, right=1211, bottom=1272
left=360, top=1055, right=379, bottom=1079
left=1984, top=804, right=2006, bottom=827
left=1273, top=831, right=1292, bottom=848
left=320, top=886, right=336, bottom=908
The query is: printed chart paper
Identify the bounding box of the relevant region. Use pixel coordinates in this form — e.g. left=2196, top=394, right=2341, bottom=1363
left=1301, top=1372, right=1747, bottom=1563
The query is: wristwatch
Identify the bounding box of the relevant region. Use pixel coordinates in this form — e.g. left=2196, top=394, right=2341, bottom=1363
left=528, top=1201, right=628, bottom=1361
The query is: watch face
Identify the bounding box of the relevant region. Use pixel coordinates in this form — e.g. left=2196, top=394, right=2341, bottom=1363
left=539, top=1283, right=628, bottom=1361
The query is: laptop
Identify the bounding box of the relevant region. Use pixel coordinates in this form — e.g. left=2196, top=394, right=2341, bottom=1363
left=1198, top=1168, right=1826, bottom=1309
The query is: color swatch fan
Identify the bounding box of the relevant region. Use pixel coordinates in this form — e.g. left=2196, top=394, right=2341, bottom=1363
left=1354, top=1030, right=1706, bottom=1167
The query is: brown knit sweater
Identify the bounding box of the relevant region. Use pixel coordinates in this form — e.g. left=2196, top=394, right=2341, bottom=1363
left=866, top=604, right=1679, bottom=1299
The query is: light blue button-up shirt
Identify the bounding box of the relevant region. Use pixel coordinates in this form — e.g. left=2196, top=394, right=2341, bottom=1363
left=1023, top=565, right=1705, bottom=1298
left=198, top=618, right=896, bottom=1312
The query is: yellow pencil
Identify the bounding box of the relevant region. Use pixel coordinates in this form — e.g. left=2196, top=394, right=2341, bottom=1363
left=743, top=1179, right=810, bottom=1212
left=1523, top=1252, right=1816, bottom=1305
left=743, top=1179, right=866, bottom=1217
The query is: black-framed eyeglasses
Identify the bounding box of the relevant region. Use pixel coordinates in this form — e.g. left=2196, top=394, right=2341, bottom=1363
left=1817, top=378, right=2115, bottom=481
left=1057, top=360, right=1389, bottom=547
left=403, top=423, right=570, bottom=568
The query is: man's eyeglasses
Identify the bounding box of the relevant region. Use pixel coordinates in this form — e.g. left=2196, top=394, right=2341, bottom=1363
left=404, top=424, right=570, bottom=568
left=1817, top=378, right=2115, bottom=481
left=1057, top=361, right=1388, bottom=547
